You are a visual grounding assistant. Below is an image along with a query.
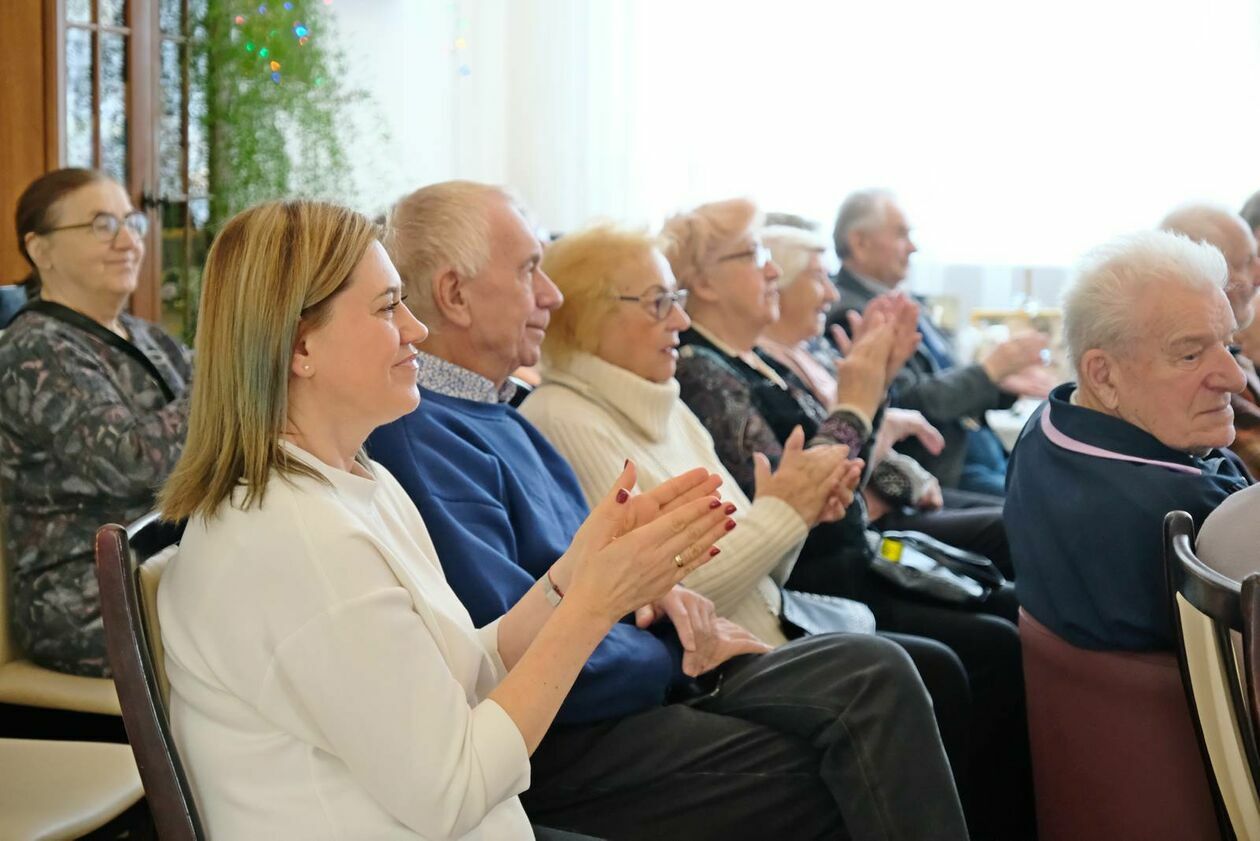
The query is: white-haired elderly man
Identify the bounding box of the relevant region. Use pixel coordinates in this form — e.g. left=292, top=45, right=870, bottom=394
left=1004, top=230, right=1251, bottom=652
left=1160, top=204, right=1260, bottom=479
left=826, top=189, right=1052, bottom=500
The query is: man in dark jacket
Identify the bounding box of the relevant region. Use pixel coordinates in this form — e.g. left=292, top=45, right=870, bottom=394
left=827, top=189, right=1050, bottom=495
left=1006, top=229, right=1250, bottom=651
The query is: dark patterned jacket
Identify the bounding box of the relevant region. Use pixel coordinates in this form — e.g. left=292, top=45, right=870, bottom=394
left=0, top=303, right=191, bottom=676
left=677, top=327, right=881, bottom=599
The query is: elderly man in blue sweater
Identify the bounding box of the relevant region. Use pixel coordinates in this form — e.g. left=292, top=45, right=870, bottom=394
left=366, top=181, right=966, bottom=841
left=1006, top=229, right=1251, bottom=652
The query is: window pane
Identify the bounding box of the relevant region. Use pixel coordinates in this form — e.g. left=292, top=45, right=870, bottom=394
left=159, top=198, right=211, bottom=342
left=188, top=0, right=207, bottom=28
left=159, top=39, right=185, bottom=197
left=159, top=0, right=183, bottom=34
left=100, top=32, right=128, bottom=182
left=66, top=0, right=91, bottom=23
left=188, top=46, right=208, bottom=195
left=65, top=27, right=94, bottom=169
left=99, top=0, right=126, bottom=27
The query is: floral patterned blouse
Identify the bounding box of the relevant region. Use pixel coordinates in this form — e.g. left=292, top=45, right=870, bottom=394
left=0, top=303, right=191, bottom=676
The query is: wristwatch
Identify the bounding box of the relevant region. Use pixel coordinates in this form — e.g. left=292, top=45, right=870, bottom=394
left=541, top=569, right=565, bottom=607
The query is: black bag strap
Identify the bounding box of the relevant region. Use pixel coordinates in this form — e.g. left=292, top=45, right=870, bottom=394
left=15, top=300, right=178, bottom=402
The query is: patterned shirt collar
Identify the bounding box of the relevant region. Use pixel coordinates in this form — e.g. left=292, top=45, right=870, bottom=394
left=415, top=351, right=517, bottom=404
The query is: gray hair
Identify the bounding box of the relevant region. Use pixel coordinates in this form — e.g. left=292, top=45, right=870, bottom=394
left=383, top=180, right=515, bottom=321
left=1241, top=190, right=1260, bottom=235
left=1159, top=202, right=1251, bottom=255
left=832, top=189, right=895, bottom=259
left=1063, top=230, right=1228, bottom=371
left=762, top=225, right=830, bottom=290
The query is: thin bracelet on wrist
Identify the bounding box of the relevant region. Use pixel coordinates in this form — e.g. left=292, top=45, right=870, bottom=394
left=541, top=568, right=565, bottom=607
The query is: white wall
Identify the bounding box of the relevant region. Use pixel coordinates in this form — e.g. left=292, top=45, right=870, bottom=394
left=327, top=0, right=1260, bottom=321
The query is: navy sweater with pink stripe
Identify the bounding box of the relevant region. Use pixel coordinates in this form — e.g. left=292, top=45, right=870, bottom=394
left=1005, top=383, right=1250, bottom=651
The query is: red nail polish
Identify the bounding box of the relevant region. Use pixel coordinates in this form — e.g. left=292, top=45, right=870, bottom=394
left=709, top=547, right=721, bottom=557
left=723, top=502, right=736, bottom=515
left=708, top=499, right=722, bottom=509
left=616, top=488, right=630, bottom=504
left=724, top=519, right=737, bottom=531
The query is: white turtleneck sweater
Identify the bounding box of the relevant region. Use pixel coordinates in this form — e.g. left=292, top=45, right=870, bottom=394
left=520, top=352, right=809, bottom=646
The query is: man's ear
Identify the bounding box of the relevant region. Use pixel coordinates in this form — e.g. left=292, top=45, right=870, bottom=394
left=845, top=230, right=865, bottom=265
left=1080, top=348, right=1120, bottom=410
left=431, top=268, right=473, bottom=328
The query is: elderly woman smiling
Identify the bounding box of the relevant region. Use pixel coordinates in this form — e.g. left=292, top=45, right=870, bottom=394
left=758, top=225, right=1012, bottom=576
left=156, top=201, right=732, bottom=839
left=0, top=168, right=191, bottom=677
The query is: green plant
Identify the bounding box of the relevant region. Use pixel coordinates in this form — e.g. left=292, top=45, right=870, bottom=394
left=200, top=0, right=364, bottom=226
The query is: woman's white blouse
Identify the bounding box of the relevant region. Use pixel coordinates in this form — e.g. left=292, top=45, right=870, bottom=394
left=157, top=444, right=531, bottom=840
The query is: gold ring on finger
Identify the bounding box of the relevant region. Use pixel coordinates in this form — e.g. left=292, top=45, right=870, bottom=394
left=673, top=553, right=686, bottom=568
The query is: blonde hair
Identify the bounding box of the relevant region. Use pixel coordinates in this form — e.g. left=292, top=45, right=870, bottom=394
left=1063, top=229, right=1227, bottom=370
left=660, top=198, right=762, bottom=294
left=542, top=224, right=662, bottom=366
left=384, top=180, right=515, bottom=321
left=159, top=200, right=380, bottom=521
left=762, top=225, right=830, bottom=289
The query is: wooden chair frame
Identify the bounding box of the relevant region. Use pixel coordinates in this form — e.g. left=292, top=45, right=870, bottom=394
left=95, top=513, right=204, bottom=841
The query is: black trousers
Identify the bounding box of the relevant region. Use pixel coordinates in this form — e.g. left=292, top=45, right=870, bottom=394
left=786, top=504, right=1031, bottom=841
left=522, top=633, right=968, bottom=841
left=862, top=583, right=1032, bottom=841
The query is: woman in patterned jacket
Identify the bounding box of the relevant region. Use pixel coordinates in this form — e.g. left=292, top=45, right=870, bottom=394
left=0, top=168, right=191, bottom=677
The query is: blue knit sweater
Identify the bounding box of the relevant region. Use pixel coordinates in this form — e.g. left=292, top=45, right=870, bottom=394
left=366, top=387, right=685, bottom=724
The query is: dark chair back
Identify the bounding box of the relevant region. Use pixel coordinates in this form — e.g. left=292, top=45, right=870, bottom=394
left=1019, top=606, right=1219, bottom=841
left=95, top=513, right=204, bottom=841
left=1243, top=576, right=1260, bottom=752
left=1165, top=509, right=1260, bottom=839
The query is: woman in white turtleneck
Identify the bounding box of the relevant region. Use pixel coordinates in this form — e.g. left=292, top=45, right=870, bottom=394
left=520, top=225, right=867, bottom=644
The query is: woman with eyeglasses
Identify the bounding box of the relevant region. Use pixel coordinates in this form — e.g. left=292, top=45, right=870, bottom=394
left=0, top=168, right=191, bottom=677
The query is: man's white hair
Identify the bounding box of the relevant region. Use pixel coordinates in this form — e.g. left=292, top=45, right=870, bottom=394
left=1063, top=229, right=1228, bottom=371
left=832, top=189, right=895, bottom=259
left=383, top=180, right=517, bottom=322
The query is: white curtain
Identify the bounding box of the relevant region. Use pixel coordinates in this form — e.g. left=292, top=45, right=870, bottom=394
left=332, top=0, right=1260, bottom=313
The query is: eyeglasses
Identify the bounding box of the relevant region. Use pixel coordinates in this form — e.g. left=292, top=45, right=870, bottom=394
left=717, top=243, right=772, bottom=269
left=614, top=288, right=689, bottom=321
left=42, top=211, right=148, bottom=242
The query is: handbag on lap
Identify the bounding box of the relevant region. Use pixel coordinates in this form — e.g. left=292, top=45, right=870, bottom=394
left=867, top=529, right=1006, bottom=606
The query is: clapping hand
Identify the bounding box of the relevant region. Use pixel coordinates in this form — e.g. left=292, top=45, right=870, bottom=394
left=558, top=463, right=737, bottom=624
left=752, top=426, right=855, bottom=526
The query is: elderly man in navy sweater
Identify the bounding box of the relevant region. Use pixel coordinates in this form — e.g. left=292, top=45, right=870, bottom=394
left=366, top=181, right=967, bottom=841
left=1006, top=230, right=1251, bottom=652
